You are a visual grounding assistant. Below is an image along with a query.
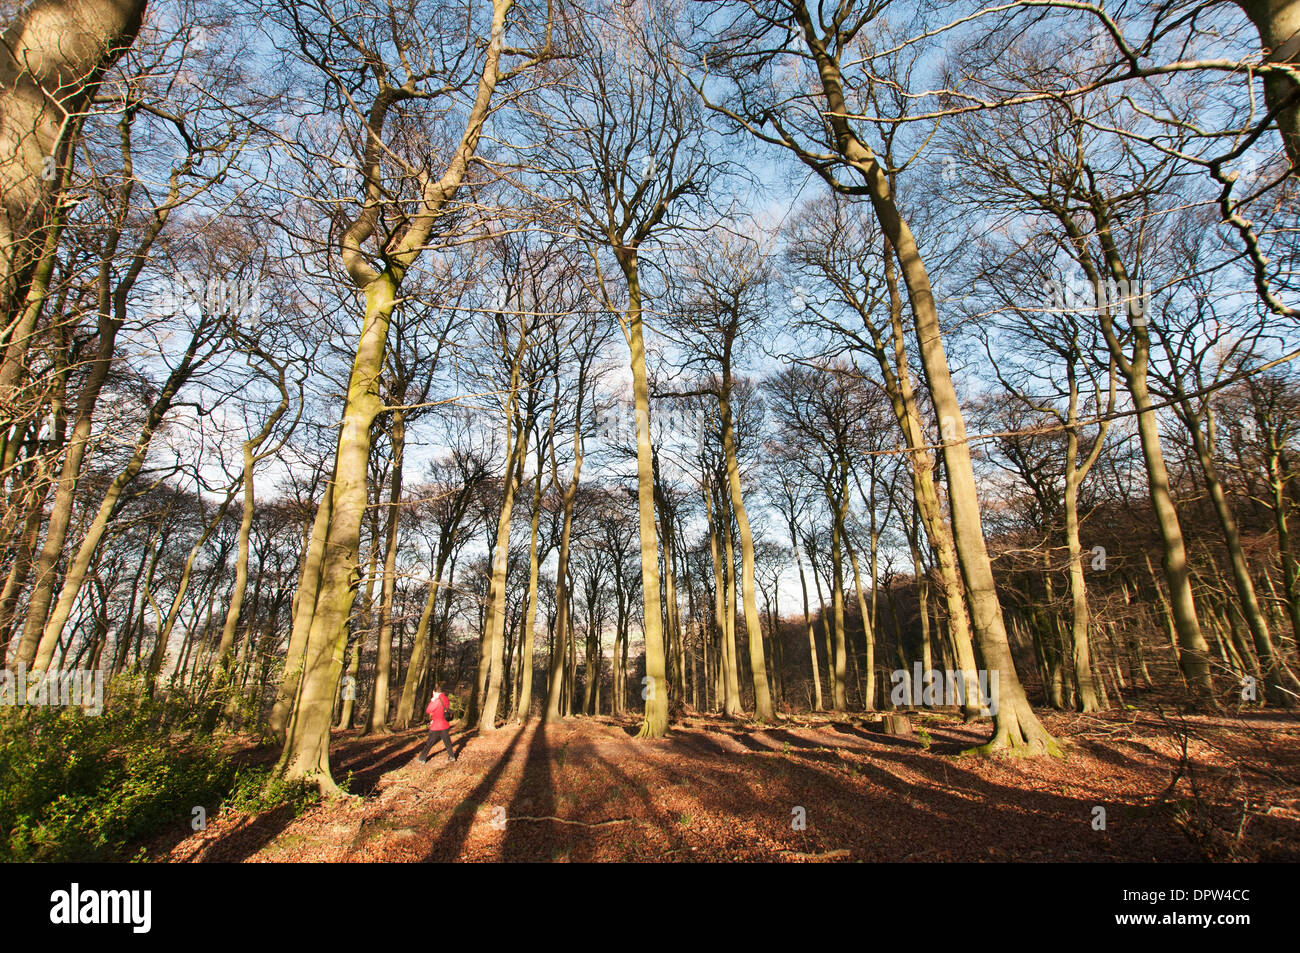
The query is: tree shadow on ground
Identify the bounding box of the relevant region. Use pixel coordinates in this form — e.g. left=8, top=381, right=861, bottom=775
left=730, top=727, right=835, bottom=753
left=331, top=732, right=426, bottom=794
left=420, top=727, right=524, bottom=862
left=826, top=720, right=960, bottom=753
left=839, top=744, right=1199, bottom=859
left=190, top=802, right=302, bottom=862
left=582, top=750, right=685, bottom=860
left=501, top=723, right=556, bottom=861
left=666, top=732, right=740, bottom=757
left=194, top=711, right=1288, bottom=861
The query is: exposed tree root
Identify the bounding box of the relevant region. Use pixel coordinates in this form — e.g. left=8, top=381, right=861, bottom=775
left=961, top=701, right=1064, bottom=758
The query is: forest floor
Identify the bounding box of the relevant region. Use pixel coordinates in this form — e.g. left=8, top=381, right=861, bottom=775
left=165, top=707, right=1300, bottom=862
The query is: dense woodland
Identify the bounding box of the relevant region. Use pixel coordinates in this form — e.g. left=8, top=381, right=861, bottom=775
left=1, top=0, right=1298, bottom=808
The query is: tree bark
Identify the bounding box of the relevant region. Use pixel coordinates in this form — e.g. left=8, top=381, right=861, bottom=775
left=1182, top=397, right=1297, bottom=705
left=1236, top=0, right=1300, bottom=172
left=0, top=0, right=148, bottom=313
left=789, top=0, right=1056, bottom=751
left=618, top=250, right=668, bottom=738
left=278, top=0, right=515, bottom=792
left=718, top=368, right=774, bottom=720
left=366, top=410, right=405, bottom=734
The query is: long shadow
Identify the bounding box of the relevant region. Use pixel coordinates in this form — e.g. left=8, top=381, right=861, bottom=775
left=194, top=803, right=302, bottom=862
left=588, top=741, right=954, bottom=861
left=336, top=723, right=480, bottom=796
left=420, top=727, right=524, bottom=863
left=828, top=721, right=883, bottom=742
left=658, top=754, right=907, bottom=859
left=753, top=727, right=839, bottom=751
left=1066, top=736, right=1169, bottom=774
left=583, top=751, right=682, bottom=859
left=668, top=720, right=1205, bottom=861
left=667, top=733, right=739, bottom=757
left=501, top=722, right=555, bottom=861
left=666, top=742, right=1149, bottom=860
left=826, top=721, right=954, bottom=753
left=842, top=742, right=1208, bottom=859
left=334, top=735, right=423, bottom=794
left=860, top=756, right=1171, bottom=859
left=340, top=728, right=480, bottom=845
left=723, top=729, right=803, bottom=755
left=690, top=742, right=939, bottom=854
left=765, top=712, right=1287, bottom=860
left=691, top=719, right=757, bottom=737
left=669, top=722, right=917, bottom=774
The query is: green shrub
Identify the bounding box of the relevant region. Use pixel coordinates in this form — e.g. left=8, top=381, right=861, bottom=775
left=221, top=767, right=320, bottom=818
left=445, top=693, right=466, bottom=722
left=0, top=695, right=237, bottom=862
left=0, top=675, right=332, bottom=861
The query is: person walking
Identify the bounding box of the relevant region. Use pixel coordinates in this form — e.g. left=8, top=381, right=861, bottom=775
left=418, top=687, right=457, bottom=763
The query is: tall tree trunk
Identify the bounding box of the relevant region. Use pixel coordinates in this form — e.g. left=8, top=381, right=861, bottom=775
left=544, top=414, right=583, bottom=723
left=872, top=233, right=983, bottom=720
left=1064, top=202, right=1216, bottom=706
left=269, top=481, right=332, bottom=741
left=0, top=475, right=46, bottom=661
left=0, top=0, right=148, bottom=313
left=1064, top=456, right=1101, bottom=712
left=279, top=275, right=398, bottom=791
left=336, top=628, right=362, bottom=730
left=278, top=0, right=513, bottom=792
left=827, top=464, right=850, bottom=711
left=515, top=467, right=544, bottom=723
left=28, top=327, right=205, bottom=673
left=1263, top=439, right=1300, bottom=655
left=477, top=411, right=525, bottom=733
left=718, top=376, right=774, bottom=720
left=1236, top=0, right=1300, bottom=172
left=12, top=290, right=120, bottom=666
left=791, top=0, right=1053, bottom=750
left=618, top=249, right=668, bottom=738
left=808, top=545, right=837, bottom=707
left=395, top=544, right=446, bottom=729
left=208, top=387, right=291, bottom=720
left=847, top=545, right=876, bottom=711
left=712, top=475, right=742, bottom=715
left=1060, top=355, right=1111, bottom=714
left=793, top=535, right=824, bottom=711
left=1183, top=399, right=1297, bottom=705
left=367, top=411, right=405, bottom=734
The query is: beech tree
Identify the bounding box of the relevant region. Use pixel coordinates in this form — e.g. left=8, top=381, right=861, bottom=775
left=6, top=0, right=1300, bottom=828
left=698, top=0, right=1058, bottom=752
left=533, top=0, right=721, bottom=737
left=0, top=0, right=148, bottom=320
left=270, top=0, right=550, bottom=792
left=669, top=229, right=775, bottom=721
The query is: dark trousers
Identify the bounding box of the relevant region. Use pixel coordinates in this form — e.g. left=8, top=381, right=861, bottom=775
left=420, top=728, right=455, bottom=761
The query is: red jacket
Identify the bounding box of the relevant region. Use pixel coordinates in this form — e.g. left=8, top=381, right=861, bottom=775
left=426, top=692, right=452, bottom=731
